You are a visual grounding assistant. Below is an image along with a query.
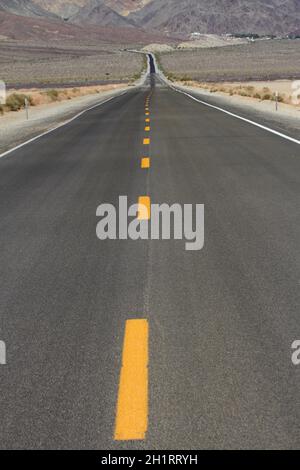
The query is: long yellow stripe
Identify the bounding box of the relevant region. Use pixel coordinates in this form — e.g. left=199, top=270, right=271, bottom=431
left=114, top=319, right=149, bottom=441
left=138, top=196, right=151, bottom=220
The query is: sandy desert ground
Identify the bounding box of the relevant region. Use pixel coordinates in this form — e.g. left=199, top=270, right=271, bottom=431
left=0, top=40, right=144, bottom=87
left=158, top=40, right=300, bottom=82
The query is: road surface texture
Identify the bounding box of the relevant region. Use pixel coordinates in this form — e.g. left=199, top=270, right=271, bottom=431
left=0, top=61, right=299, bottom=450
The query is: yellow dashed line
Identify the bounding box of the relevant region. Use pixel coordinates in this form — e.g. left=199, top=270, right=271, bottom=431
left=145, top=118, right=150, bottom=123
left=114, top=319, right=149, bottom=441
left=143, top=138, right=150, bottom=145
left=138, top=196, right=151, bottom=220
left=141, top=158, right=150, bottom=169
left=145, top=126, right=150, bottom=132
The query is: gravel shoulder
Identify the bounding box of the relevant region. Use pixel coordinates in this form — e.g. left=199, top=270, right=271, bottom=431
left=0, top=84, right=130, bottom=154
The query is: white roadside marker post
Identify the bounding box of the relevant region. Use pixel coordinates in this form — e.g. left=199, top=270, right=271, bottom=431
left=25, top=97, right=29, bottom=120
left=275, top=91, right=278, bottom=111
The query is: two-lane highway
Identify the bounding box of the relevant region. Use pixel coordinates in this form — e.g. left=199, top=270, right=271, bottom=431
left=0, top=68, right=299, bottom=449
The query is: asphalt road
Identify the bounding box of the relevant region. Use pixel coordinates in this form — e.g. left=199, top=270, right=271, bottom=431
left=0, top=67, right=299, bottom=450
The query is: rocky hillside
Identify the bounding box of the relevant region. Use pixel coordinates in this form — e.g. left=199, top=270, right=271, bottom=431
left=0, top=0, right=57, bottom=18
left=129, top=0, right=300, bottom=35
left=1, top=0, right=299, bottom=35
left=68, top=0, right=134, bottom=26
left=32, top=0, right=151, bottom=18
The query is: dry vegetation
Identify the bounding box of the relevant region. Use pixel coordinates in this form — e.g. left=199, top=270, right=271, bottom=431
left=0, top=84, right=126, bottom=115
left=158, top=40, right=300, bottom=82
left=0, top=40, right=144, bottom=87
left=175, top=81, right=300, bottom=106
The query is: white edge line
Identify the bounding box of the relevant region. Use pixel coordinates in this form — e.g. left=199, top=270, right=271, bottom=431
left=170, top=85, right=300, bottom=145
left=146, top=51, right=299, bottom=146
left=0, top=90, right=128, bottom=159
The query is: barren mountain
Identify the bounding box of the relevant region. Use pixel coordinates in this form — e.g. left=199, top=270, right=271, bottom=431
left=0, top=8, right=169, bottom=42
left=105, top=0, right=152, bottom=15
left=68, top=0, right=134, bottom=26
left=1, top=0, right=299, bottom=37
left=32, top=0, right=151, bottom=18
left=129, top=0, right=300, bottom=35
left=0, top=0, right=58, bottom=18
left=32, top=0, right=86, bottom=18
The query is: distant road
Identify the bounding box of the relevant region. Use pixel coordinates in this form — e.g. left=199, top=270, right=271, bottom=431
left=0, top=65, right=299, bottom=449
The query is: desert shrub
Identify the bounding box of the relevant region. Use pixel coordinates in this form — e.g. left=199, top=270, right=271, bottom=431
left=262, top=93, right=272, bottom=100
left=253, top=92, right=262, bottom=99
left=6, top=95, right=22, bottom=111
left=5, top=93, right=33, bottom=111
left=181, top=75, right=193, bottom=82
left=45, top=89, right=59, bottom=101
left=0, top=104, right=4, bottom=115
left=167, top=72, right=176, bottom=81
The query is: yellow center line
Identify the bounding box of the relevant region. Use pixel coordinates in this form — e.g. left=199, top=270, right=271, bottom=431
left=145, top=126, right=150, bottom=132
left=141, top=157, right=150, bottom=169
left=145, top=118, right=150, bottom=123
left=114, top=319, right=149, bottom=441
left=145, top=112, right=149, bottom=116
left=137, top=196, right=151, bottom=220
left=143, top=138, right=150, bottom=145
